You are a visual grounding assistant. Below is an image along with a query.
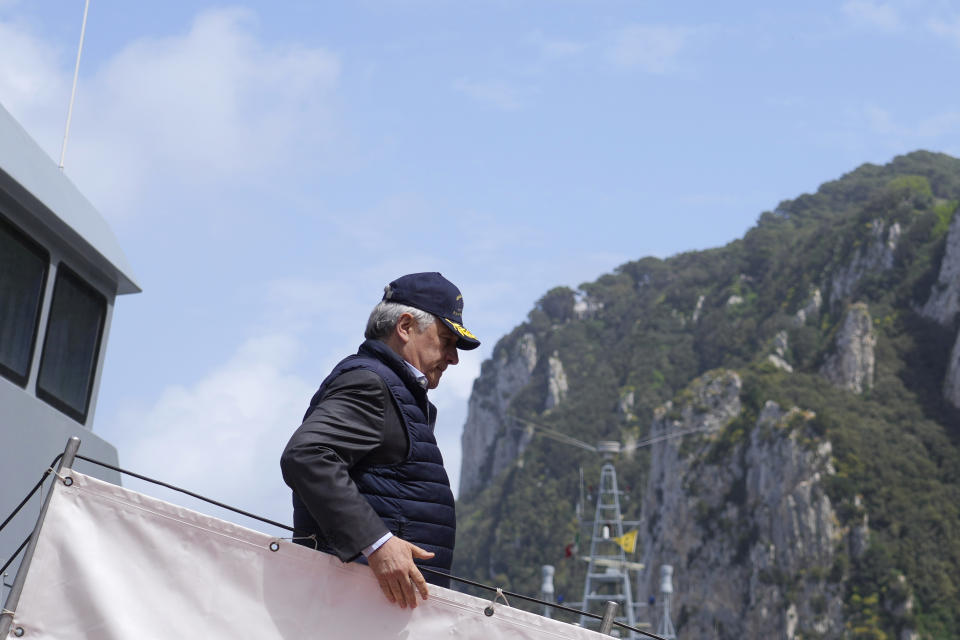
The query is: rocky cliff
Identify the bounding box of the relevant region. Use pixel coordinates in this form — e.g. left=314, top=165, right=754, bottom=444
left=920, top=212, right=960, bottom=326
left=919, top=212, right=960, bottom=409
left=454, top=152, right=960, bottom=639
left=459, top=332, right=538, bottom=497
left=829, top=219, right=901, bottom=308
left=639, top=371, right=845, bottom=639
left=820, top=303, right=876, bottom=394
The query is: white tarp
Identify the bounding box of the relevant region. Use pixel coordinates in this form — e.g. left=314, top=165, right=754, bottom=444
left=7, top=471, right=608, bottom=639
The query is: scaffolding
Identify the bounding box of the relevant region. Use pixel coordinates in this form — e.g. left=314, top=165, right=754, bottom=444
left=578, top=442, right=638, bottom=637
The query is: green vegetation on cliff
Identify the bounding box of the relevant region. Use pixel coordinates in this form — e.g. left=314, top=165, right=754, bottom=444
left=454, top=151, right=960, bottom=638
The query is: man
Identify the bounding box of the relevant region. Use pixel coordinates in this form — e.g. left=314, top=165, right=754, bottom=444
left=280, top=272, right=480, bottom=610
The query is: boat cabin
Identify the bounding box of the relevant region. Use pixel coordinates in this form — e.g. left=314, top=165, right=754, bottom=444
left=0, top=103, right=138, bottom=591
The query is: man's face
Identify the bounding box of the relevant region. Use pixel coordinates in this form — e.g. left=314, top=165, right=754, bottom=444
left=404, top=318, right=459, bottom=389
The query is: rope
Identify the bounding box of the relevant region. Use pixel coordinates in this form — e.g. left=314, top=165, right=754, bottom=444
left=73, top=454, right=668, bottom=640
left=74, top=455, right=295, bottom=533
left=47, top=467, right=71, bottom=484
left=0, top=537, right=31, bottom=578
left=419, top=567, right=667, bottom=639
left=483, top=587, right=511, bottom=616
left=0, top=454, right=63, bottom=534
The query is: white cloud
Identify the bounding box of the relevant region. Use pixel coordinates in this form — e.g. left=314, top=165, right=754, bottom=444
left=605, top=25, right=694, bottom=73
left=863, top=104, right=898, bottom=134
left=263, top=277, right=368, bottom=336
left=0, top=20, right=62, bottom=109
left=0, top=17, right=70, bottom=151
left=452, top=77, right=525, bottom=111
left=927, top=15, right=960, bottom=46
left=109, top=333, right=314, bottom=526
left=676, top=193, right=754, bottom=207
left=861, top=103, right=960, bottom=138
left=327, top=192, right=440, bottom=250
left=842, top=1, right=900, bottom=31
left=526, top=30, right=587, bottom=59
left=914, top=110, right=960, bottom=137
left=58, top=7, right=340, bottom=217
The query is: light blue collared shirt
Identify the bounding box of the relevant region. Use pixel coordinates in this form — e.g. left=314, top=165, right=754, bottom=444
left=404, top=360, right=429, bottom=390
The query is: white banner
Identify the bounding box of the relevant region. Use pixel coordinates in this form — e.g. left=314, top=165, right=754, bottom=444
left=7, top=471, right=607, bottom=639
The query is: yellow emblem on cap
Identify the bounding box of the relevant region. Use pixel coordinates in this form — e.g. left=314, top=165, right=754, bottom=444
left=450, top=321, right=477, bottom=340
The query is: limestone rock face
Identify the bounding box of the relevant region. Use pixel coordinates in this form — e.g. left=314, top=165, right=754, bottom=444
left=639, top=375, right=845, bottom=639
left=944, top=332, right=960, bottom=410
left=794, top=287, right=822, bottom=326
left=767, top=354, right=793, bottom=372
left=544, top=353, right=568, bottom=411
left=459, top=333, right=537, bottom=496
left=920, top=212, right=960, bottom=326
left=618, top=389, right=636, bottom=422
left=767, top=330, right=793, bottom=372
left=773, top=330, right=788, bottom=358
left=692, top=294, right=705, bottom=324
left=830, top=220, right=900, bottom=307
left=849, top=495, right=871, bottom=559
left=821, top=303, right=876, bottom=394
left=928, top=215, right=960, bottom=407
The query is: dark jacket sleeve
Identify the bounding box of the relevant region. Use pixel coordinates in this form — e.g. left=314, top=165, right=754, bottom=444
left=280, top=369, right=400, bottom=560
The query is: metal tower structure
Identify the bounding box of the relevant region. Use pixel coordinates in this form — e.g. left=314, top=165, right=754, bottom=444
left=578, top=441, right=638, bottom=636
left=509, top=416, right=696, bottom=635
left=657, top=565, right=677, bottom=640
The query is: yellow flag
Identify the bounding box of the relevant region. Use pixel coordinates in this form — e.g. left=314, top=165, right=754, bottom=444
left=612, top=530, right=638, bottom=554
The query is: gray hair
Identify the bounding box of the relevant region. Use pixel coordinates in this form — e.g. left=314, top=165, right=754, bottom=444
left=365, top=298, right=436, bottom=340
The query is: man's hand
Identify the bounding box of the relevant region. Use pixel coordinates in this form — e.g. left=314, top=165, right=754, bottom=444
left=367, top=536, right=435, bottom=609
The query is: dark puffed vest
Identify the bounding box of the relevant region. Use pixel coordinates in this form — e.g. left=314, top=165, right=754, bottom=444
left=295, top=339, right=456, bottom=586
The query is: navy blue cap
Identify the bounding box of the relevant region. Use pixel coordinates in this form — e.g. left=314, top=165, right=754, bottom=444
left=383, top=272, right=481, bottom=350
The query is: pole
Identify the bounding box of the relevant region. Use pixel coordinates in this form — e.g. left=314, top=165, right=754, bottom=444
left=0, top=437, right=81, bottom=636
left=599, top=600, right=618, bottom=635
left=540, top=565, right=555, bottom=618
left=59, top=0, right=91, bottom=171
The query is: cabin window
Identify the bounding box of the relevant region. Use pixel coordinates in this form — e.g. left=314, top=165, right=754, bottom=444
left=36, top=265, right=106, bottom=423
left=0, top=215, right=49, bottom=387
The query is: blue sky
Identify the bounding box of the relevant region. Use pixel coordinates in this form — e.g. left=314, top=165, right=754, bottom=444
left=2, top=0, right=960, bottom=530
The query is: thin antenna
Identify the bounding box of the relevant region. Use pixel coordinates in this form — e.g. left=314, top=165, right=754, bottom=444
left=59, top=0, right=91, bottom=171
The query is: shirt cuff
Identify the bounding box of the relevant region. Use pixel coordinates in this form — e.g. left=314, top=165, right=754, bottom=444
left=362, top=532, right=393, bottom=557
